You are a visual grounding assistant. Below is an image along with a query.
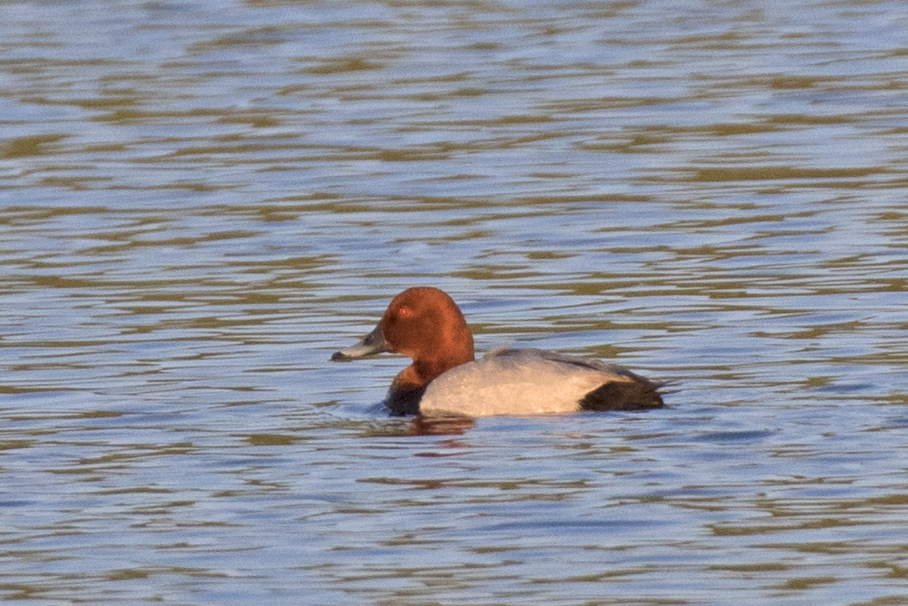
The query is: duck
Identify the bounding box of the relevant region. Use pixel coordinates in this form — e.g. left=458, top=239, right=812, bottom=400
left=331, top=287, right=665, bottom=417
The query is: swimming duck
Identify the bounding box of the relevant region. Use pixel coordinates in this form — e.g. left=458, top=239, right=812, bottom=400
left=331, top=287, right=665, bottom=416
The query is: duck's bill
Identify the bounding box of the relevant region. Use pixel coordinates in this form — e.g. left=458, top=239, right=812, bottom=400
left=330, top=323, right=391, bottom=361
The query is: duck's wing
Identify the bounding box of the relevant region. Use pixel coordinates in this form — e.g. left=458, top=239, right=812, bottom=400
left=485, top=348, right=665, bottom=411
left=486, top=347, right=640, bottom=379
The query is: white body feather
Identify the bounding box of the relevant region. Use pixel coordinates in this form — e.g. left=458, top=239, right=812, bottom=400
left=419, top=348, right=640, bottom=417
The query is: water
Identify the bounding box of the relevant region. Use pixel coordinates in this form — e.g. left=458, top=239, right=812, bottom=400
left=2, top=0, right=908, bottom=604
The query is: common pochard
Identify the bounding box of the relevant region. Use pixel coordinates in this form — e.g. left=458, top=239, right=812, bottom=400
left=331, top=287, right=665, bottom=416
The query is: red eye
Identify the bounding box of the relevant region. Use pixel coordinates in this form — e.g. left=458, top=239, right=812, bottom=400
left=398, top=307, right=411, bottom=318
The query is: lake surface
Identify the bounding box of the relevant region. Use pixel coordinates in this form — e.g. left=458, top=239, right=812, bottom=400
left=2, top=0, right=908, bottom=604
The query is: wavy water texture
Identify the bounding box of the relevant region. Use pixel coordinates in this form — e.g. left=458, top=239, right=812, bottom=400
left=1, top=1, right=907, bottom=605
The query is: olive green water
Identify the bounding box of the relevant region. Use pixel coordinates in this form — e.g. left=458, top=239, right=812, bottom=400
left=2, top=1, right=907, bottom=604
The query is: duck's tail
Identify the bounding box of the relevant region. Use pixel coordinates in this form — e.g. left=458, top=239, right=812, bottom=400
left=579, top=378, right=669, bottom=411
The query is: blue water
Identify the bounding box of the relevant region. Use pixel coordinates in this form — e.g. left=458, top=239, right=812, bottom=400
left=2, top=1, right=908, bottom=604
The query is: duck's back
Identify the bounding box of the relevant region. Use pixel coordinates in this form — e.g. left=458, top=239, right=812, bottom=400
left=419, top=348, right=663, bottom=417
